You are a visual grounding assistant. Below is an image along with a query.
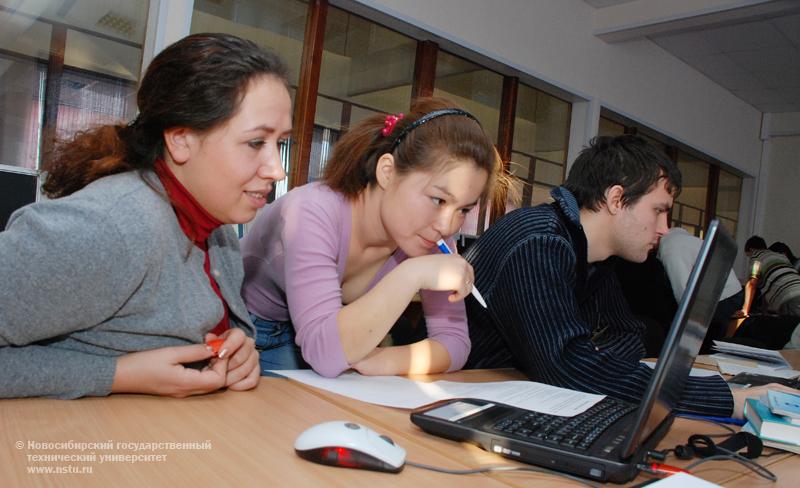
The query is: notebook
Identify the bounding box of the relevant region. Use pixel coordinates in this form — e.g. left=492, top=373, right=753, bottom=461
left=411, top=220, right=737, bottom=483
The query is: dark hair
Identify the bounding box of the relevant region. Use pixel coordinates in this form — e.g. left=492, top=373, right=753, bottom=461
left=43, top=33, right=289, bottom=198
left=769, top=241, right=797, bottom=262
left=745, top=235, right=767, bottom=253
left=564, top=135, right=681, bottom=211
left=322, top=97, right=499, bottom=200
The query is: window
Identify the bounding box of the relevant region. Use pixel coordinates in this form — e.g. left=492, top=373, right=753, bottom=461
left=312, top=6, right=416, bottom=181
left=433, top=51, right=503, bottom=235
left=510, top=83, right=571, bottom=209
left=716, top=169, right=743, bottom=236
left=0, top=0, right=148, bottom=225
left=0, top=17, right=50, bottom=170
left=433, top=51, right=502, bottom=144
left=598, top=116, right=625, bottom=137
left=673, top=152, right=709, bottom=237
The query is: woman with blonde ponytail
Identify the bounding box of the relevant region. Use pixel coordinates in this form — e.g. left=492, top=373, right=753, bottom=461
left=241, top=97, right=503, bottom=377
left=1, top=33, right=292, bottom=399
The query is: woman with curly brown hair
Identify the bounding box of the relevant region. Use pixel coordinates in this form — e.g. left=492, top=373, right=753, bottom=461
left=0, top=33, right=291, bottom=399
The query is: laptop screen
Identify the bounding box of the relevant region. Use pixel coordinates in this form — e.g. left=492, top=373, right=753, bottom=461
left=620, top=220, right=738, bottom=458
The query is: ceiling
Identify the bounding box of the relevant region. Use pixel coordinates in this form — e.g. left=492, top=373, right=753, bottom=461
left=584, top=0, right=800, bottom=113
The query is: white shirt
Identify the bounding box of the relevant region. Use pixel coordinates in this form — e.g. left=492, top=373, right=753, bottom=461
left=657, top=227, right=742, bottom=302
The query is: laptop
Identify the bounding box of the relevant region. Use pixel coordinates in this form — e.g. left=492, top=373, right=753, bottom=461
left=411, top=220, right=737, bottom=483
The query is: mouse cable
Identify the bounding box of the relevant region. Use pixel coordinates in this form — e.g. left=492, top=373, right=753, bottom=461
left=405, top=460, right=601, bottom=488
left=684, top=449, right=776, bottom=482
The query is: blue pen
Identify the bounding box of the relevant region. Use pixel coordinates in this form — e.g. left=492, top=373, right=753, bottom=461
left=676, top=413, right=746, bottom=426
left=436, top=239, right=488, bottom=308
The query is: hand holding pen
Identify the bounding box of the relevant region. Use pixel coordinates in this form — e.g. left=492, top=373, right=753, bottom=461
left=436, top=239, right=488, bottom=308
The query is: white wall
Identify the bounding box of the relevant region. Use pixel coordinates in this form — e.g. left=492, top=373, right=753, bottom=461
left=760, top=112, right=800, bottom=252
left=356, top=0, right=764, bottom=176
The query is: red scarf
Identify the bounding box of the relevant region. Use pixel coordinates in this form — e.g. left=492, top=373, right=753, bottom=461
left=154, top=159, right=230, bottom=336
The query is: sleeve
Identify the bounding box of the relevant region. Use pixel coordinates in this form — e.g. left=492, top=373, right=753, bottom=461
left=0, top=346, right=116, bottom=399
left=487, top=235, right=733, bottom=416
left=0, top=202, right=142, bottom=398
left=419, top=289, right=470, bottom=372
left=280, top=195, right=350, bottom=377
left=419, top=236, right=470, bottom=371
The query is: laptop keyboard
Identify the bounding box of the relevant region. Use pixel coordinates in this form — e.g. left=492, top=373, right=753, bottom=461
left=491, top=397, right=636, bottom=451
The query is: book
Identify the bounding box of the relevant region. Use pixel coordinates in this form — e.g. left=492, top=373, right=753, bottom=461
left=743, top=398, right=800, bottom=446
left=767, top=390, right=800, bottom=424
left=742, top=422, right=800, bottom=454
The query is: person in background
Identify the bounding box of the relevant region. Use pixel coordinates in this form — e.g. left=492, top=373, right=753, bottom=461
left=769, top=241, right=798, bottom=268
left=0, top=33, right=291, bottom=398
left=241, top=97, right=503, bottom=377
left=741, top=236, right=800, bottom=318
left=658, top=226, right=743, bottom=351
left=464, top=135, right=797, bottom=419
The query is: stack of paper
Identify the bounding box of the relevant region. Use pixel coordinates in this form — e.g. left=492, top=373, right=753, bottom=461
left=710, top=341, right=800, bottom=378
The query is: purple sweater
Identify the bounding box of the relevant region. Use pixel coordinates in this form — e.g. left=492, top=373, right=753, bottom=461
left=240, top=183, right=470, bottom=377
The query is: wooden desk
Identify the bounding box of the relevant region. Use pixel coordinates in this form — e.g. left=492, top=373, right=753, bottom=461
left=3, top=358, right=799, bottom=487
left=1, top=377, right=518, bottom=487
left=294, top=365, right=800, bottom=487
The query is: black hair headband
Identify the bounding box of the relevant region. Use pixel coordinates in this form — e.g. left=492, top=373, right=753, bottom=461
left=388, top=108, right=480, bottom=153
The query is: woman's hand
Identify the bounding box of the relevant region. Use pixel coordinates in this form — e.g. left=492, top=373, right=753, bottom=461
left=205, top=328, right=260, bottom=391
left=112, top=344, right=227, bottom=397
left=405, top=254, right=475, bottom=302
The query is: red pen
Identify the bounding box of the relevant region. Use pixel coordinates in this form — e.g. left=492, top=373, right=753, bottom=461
left=206, top=338, right=225, bottom=356
left=637, top=463, right=690, bottom=476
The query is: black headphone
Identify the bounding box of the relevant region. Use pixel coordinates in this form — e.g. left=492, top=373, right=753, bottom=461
left=673, top=432, right=763, bottom=460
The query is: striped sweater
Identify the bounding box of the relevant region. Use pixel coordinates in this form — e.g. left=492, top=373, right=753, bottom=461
left=464, top=187, right=733, bottom=416
left=749, top=249, right=800, bottom=313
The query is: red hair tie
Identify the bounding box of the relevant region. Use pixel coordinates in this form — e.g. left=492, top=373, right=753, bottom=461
left=381, top=113, right=404, bottom=137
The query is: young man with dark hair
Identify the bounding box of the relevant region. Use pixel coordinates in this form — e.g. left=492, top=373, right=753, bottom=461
left=744, top=235, right=767, bottom=253
left=464, top=135, right=795, bottom=418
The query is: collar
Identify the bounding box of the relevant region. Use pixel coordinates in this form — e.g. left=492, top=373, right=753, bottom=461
left=550, top=186, right=581, bottom=227
left=154, top=159, right=222, bottom=245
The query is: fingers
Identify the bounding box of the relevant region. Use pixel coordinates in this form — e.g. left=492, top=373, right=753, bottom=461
left=216, top=328, right=247, bottom=359
left=451, top=260, right=475, bottom=302
left=449, top=275, right=473, bottom=302
left=207, top=328, right=259, bottom=390
left=225, top=336, right=255, bottom=371
left=174, top=366, right=228, bottom=398
left=227, top=349, right=260, bottom=391
left=169, top=343, right=217, bottom=364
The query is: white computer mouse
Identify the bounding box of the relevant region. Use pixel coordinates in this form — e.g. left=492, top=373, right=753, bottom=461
left=294, top=421, right=406, bottom=473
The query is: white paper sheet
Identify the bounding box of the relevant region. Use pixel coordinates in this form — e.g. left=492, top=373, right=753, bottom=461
left=640, top=360, right=721, bottom=377
left=270, top=370, right=605, bottom=416
left=645, top=472, right=721, bottom=487
left=711, top=341, right=791, bottom=368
